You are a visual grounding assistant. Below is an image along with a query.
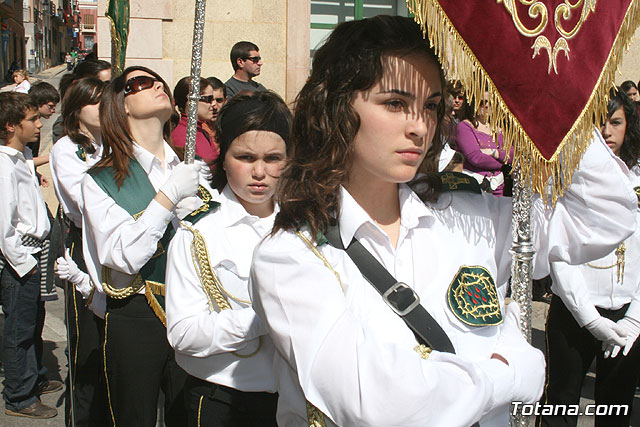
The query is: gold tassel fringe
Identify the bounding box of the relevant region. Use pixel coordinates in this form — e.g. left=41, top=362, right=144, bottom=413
left=145, top=283, right=166, bottom=327
left=406, top=0, right=640, bottom=203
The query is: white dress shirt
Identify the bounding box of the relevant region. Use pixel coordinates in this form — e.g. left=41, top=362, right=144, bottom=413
left=166, top=185, right=276, bottom=392
left=551, top=164, right=640, bottom=326
left=50, top=135, right=103, bottom=228
left=81, top=142, right=179, bottom=297
left=0, top=145, right=50, bottom=277
left=249, top=133, right=637, bottom=427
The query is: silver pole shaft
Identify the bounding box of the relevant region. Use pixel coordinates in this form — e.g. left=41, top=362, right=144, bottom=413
left=509, top=167, right=535, bottom=427
left=184, top=0, right=207, bottom=165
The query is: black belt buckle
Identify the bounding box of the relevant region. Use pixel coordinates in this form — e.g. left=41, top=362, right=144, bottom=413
left=382, top=282, right=420, bottom=316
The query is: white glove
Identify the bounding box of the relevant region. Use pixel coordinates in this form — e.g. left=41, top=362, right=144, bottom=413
left=88, top=290, right=107, bottom=319
left=159, top=162, right=199, bottom=205
left=493, top=302, right=546, bottom=404
left=604, top=316, right=640, bottom=358
left=584, top=316, right=627, bottom=348
left=55, top=250, right=85, bottom=284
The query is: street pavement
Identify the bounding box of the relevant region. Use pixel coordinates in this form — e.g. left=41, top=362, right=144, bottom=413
left=0, top=64, right=638, bottom=426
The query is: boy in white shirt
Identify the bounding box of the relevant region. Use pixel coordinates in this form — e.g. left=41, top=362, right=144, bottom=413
left=0, top=92, right=59, bottom=419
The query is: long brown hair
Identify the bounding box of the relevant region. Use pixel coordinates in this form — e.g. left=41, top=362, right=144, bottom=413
left=62, top=77, right=106, bottom=154
left=273, top=15, right=446, bottom=237
left=95, top=66, right=174, bottom=187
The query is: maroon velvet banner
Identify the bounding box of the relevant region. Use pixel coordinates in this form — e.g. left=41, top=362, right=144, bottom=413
left=437, top=0, right=632, bottom=160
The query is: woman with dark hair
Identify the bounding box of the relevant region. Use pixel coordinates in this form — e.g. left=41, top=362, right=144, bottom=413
left=455, top=92, right=513, bottom=195
left=170, top=76, right=219, bottom=162
left=248, top=15, right=636, bottom=427
left=621, top=80, right=640, bottom=104
left=80, top=66, right=199, bottom=426
left=166, top=90, right=290, bottom=426
left=539, top=90, right=640, bottom=426
left=49, top=77, right=109, bottom=426
left=53, top=60, right=112, bottom=143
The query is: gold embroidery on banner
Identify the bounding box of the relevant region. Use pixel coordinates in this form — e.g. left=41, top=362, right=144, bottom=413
left=497, top=0, right=597, bottom=74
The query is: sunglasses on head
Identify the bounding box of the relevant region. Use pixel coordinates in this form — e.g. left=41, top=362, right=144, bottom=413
left=124, top=75, right=161, bottom=96
left=244, top=56, right=261, bottom=63
left=199, top=95, right=225, bottom=104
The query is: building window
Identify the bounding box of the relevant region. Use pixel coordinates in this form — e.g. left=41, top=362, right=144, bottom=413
left=310, top=1, right=409, bottom=56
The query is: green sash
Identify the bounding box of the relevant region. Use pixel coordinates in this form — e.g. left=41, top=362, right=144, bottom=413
left=89, top=158, right=172, bottom=323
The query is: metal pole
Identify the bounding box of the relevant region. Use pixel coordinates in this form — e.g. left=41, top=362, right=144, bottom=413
left=183, top=0, right=207, bottom=165
left=509, top=167, right=535, bottom=427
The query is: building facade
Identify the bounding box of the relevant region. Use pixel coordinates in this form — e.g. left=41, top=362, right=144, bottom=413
left=23, top=0, right=72, bottom=73
left=1, top=0, right=24, bottom=80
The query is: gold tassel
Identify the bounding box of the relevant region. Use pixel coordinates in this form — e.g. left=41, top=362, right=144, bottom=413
left=145, top=283, right=167, bottom=327
left=406, top=0, right=640, bottom=204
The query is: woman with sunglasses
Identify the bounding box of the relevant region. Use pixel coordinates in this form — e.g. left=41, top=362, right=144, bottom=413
left=171, top=76, right=219, bottom=163
left=49, top=77, right=109, bottom=426
left=80, top=66, right=199, bottom=426
left=539, top=90, right=640, bottom=427
left=166, top=90, right=289, bottom=427
left=249, top=16, right=636, bottom=426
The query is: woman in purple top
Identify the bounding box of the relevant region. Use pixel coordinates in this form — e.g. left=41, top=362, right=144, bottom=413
left=171, top=77, right=219, bottom=163
left=455, top=92, right=513, bottom=196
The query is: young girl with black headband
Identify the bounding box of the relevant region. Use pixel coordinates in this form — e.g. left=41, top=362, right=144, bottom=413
left=248, top=15, right=637, bottom=426
left=166, top=90, right=290, bottom=426
left=80, top=66, right=200, bottom=426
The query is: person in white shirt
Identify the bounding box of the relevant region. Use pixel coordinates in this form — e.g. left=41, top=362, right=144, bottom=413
left=249, top=16, right=637, bottom=427
left=539, top=90, right=640, bottom=426
left=80, top=66, right=199, bottom=426
left=166, top=90, right=290, bottom=427
left=12, top=69, right=31, bottom=94
left=0, top=92, right=59, bottom=419
left=49, top=77, right=109, bottom=426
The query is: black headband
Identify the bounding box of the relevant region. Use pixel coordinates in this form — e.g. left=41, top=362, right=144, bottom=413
left=218, top=98, right=290, bottom=148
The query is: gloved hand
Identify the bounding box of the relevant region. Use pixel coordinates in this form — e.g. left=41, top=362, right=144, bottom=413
left=159, top=162, right=199, bottom=205
left=603, top=316, right=640, bottom=358
left=584, top=316, right=627, bottom=347
left=55, top=249, right=85, bottom=284
left=493, top=302, right=546, bottom=404
left=88, top=290, right=107, bottom=319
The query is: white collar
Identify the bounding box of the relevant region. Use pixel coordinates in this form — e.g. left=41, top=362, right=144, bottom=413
left=132, top=140, right=180, bottom=174
left=0, top=144, right=26, bottom=160
left=337, top=184, right=433, bottom=247
left=219, top=185, right=278, bottom=228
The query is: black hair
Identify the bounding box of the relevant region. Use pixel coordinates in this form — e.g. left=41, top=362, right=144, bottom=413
left=29, top=81, right=60, bottom=106
left=607, top=88, right=640, bottom=168
left=172, top=76, right=213, bottom=114
left=62, top=78, right=106, bottom=154
left=620, top=80, right=638, bottom=96
left=206, top=76, right=227, bottom=98
left=210, top=90, right=291, bottom=191
left=59, top=59, right=111, bottom=100
left=0, top=92, right=38, bottom=140
left=230, top=41, right=259, bottom=71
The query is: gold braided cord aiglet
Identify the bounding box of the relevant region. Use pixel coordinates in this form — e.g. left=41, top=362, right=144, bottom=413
left=101, top=266, right=145, bottom=299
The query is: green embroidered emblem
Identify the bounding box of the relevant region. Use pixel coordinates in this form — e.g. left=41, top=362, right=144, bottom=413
left=634, top=186, right=640, bottom=208
left=75, top=146, right=86, bottom=161
left=439, top=172, right=481, bottom=194
left=447, top=266, right=502, bottom=326
left=183, top=185, right=221, bottom=225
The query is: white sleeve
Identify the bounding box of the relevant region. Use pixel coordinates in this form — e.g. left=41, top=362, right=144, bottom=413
left=81, top=174, right=174, bottom=276
left=532, top=132, right=636, bottom=278
left=550, top=262, right=600, bottom=327
left=0, top=175, right=37, bottom=277
left=50, top=139, right=86, bottom=227
left=250, top=235, right=521, bottom=427
left=166, top=226, right=266, bottom=357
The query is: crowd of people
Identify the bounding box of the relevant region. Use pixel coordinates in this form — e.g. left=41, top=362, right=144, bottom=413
left=1, top=14, right=640, bottom=427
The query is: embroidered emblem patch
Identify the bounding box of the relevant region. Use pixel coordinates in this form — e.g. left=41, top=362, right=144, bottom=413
left=634, top=186, right=640, bottom=208
left=75, top=146, right=86, bottom=161
left=447, top=266, right=502, bottom=326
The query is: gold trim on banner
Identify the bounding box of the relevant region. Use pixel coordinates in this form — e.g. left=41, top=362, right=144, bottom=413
left=406, top=0, right=640, bottom=204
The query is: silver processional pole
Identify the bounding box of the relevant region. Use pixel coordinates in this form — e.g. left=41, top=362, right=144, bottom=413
left=184, top=0, right=207, bottom=164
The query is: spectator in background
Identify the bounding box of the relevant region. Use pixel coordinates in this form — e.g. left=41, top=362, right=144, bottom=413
left=621, top=80, right=640, bottom=115
left=204, top=76, right=228, bottom=152
left=448, top=80, right=465, bottom=123
left=455, top=92, right=513, bottom=196
left=28, top=82, right=60, bottom=174
left=225, top=41, right=266, bottom=98
left=171, top=76, right=219, bottom=163
left=53, top=60, right=111, bottom=143
left=12, top=69, right=30, bottom=94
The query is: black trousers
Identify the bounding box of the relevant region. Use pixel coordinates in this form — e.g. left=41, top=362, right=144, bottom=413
left=537, top=295, right=640, bottom=427
left=104, top=295, right=187, bottom=427
left=184, top=375, right=278, bottom=427
left=64, top=227, right=109, bottom=427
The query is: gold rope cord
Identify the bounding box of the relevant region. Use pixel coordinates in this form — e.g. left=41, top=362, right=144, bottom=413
left=183, top=223, right=262, bottom=358
left=101, top=266, right=145, bottom=299
left=587, top=242, right=626, bottom=283
left=406, top=0, right=640, bottom=204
